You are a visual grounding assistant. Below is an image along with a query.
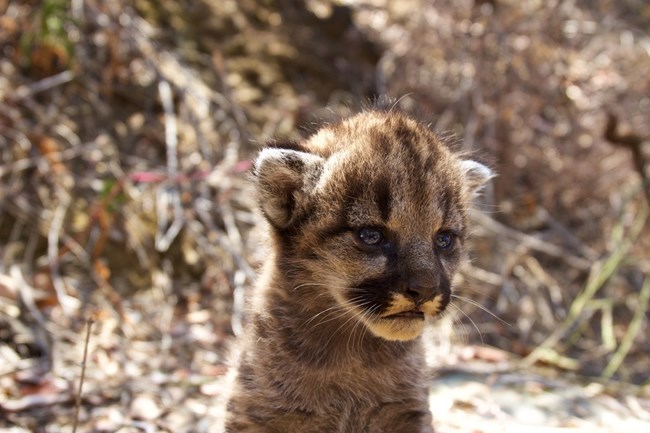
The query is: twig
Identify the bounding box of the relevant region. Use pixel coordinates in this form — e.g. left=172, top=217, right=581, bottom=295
left=462, top=262, right=503, bottom=286
left=160, top=80, right=179, bottom=179
left=2, top=198, right=91, bottom=265
left=192, top=203, right=256, bottom=281
left=602, top=276, right=650, bottom=379
left=600, top=300, right=616, bottom=351
left=155, top=80, right=185, bottom=252
left=47, top=192, right=79, bottom=314
left=232, top=270, right=246, bottom=337
left=212, top=50, right=250, bottom=148
left=10, top=70, right=75, bottom=101
left=472, top=210, right=593, bottom=270
left=0, top=140, right=97, bottom=179
left=605, top=112, right=650, bottom=205
left=72, top=318, right=94, bottom=433
left=11, top=265, right=47, bottom=328
left=221, top=201, right=244, bottom=253
left=519, top=347, right=580, bottom=371
left=11, top=265, right=52, bottom=369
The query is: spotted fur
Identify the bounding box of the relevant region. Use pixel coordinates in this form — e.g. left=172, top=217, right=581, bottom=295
left=224, top=109, right=493, bottom=432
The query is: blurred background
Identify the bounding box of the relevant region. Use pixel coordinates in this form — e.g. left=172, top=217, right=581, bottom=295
left=0, top=0, right=648, bottom=431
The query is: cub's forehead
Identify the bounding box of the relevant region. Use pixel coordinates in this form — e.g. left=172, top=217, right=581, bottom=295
left=309, top=111, right=441, bottom=155
left=310, top=112, right=467, bottom=231
left=311, top=111, right=462, bottom=187
left=309, top=111, right=457, bottom=174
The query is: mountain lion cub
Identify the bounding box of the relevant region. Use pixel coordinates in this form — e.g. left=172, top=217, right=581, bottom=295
left=224, top=109, right=493, bottom=432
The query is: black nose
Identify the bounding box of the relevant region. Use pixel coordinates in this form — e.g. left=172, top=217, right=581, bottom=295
left=402, top=274, right=437, bottom=303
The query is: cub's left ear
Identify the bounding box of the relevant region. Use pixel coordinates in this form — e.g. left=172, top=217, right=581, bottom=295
left=459, top=159, right=494, bottom=195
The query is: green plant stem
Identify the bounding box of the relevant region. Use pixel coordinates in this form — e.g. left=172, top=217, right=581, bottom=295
left=602, top=277, right=650, bottom=379
left=524, top=203, right=648, bottom=366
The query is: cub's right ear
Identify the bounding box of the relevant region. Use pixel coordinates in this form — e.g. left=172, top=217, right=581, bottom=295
left=254, top=148, right=324, bottom=229
left=459, top=159, right=495, bottom=197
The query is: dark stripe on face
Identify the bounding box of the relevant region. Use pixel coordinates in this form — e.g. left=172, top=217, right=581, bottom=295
left=438, top=188, right=453, bottom=224
left=393, top=123, right=422, bottom=173
left=374, top=174, right=392, bottom=222
left=435, top=258, right=452, bottom=294
left=392, top=124, right=435, bottom=209
left=339, top=174, right=365, bottom=227
left=436, top=271, right=452, bottom=310
left=439, top=185, right=467, bottom=234
left=370, top=128, right=393, bottom=155
left=423, top=153, right=435, bottom=173
left=313, top=214, right=350, bottom=242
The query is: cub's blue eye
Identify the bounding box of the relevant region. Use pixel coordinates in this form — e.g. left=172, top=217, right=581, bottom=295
left=358, top=228, right=384, bottom=246
left=435, top=232, right=454, bottom=250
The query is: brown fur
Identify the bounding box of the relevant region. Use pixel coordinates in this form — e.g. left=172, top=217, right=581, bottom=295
left=224, top=109, right=493, bottom=432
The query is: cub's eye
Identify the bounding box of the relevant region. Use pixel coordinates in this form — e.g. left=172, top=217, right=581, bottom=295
left=435, top=231, right=455, bottom=251
left=357, top=227, right=385, bottom=246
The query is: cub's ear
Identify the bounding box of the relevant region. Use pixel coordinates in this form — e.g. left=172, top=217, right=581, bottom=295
left=254, top=148, right=324, bottom=229
left=459, top=159, right=494, bottom=196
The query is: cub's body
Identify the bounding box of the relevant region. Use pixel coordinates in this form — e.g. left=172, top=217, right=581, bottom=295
left=224, top=110, right=492, bottom=432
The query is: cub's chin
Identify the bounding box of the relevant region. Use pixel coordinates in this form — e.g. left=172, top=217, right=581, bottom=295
left=364, top=315, right=427, bottom=341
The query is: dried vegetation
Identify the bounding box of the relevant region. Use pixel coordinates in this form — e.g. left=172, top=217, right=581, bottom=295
left=0, top=0, right=649, bottom=431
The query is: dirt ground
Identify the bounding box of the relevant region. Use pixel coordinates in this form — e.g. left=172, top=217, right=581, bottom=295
left=1, top=0, right=649, bottom=431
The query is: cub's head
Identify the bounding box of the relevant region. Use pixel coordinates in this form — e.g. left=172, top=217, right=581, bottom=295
left=254, top=110, right=493, bottom=341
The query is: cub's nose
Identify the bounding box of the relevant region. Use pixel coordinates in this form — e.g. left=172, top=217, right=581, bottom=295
left=401, top=274, right=437, bottom=304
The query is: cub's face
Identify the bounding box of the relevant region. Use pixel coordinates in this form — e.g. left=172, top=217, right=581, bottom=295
left=255, top=111, right=492, bottom=341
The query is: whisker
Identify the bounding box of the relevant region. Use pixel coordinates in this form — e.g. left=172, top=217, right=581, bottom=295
left=302, top=303, right=346, bottom=329
left=357, top=303, right=381, bottom=339
left=347, top=310, right=366, bottom=355
left=454, top=285, right=499, bottom=303
left=292, top=282, right=330, bottom=291
left=448, top=303, right=484, bottom=345
left=441, top=307, right=469, bottom=345
left=323, top=302, right=373, bottom=350
left=451, top=294, right=510, bottom=326
left=294, top=285, right=386, bottom=353
left=303, top=305, right=350, bottom=332
left=303, top=297, right=371, bottom=333
left=355, top=303, right=383, bottom=353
